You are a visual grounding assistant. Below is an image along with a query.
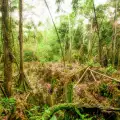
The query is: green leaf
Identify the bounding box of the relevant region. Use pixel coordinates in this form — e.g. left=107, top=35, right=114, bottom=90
left=50, top=115, right=57, bottom=120
left=75, top=107, right=81, bottom=117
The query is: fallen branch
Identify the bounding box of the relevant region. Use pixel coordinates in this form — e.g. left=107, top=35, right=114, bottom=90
left=74, top=67, right=120, bottom=88
left=74, top=67, right=89, bottom=88
left=0, top=83, right=7, bottom=97
left=90, top=69, right=120, bottom=83
left=90, top=70, right=97, bottom=81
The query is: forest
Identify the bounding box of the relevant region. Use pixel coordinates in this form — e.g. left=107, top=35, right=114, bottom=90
left=0, top=0, right=120, bottom=119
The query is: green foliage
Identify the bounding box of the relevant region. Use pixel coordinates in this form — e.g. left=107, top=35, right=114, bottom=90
left=86, top=59, right=100, bottom=67
left=100, top=21, right=113, bottom=46
left=24, top=50, right=38, bottom=62
left=72, top=0, right=79, bottom=13
left=25, top=106, right=41, bottom=120
left=99, top=83, right=113, bottom=98
left=10, top=0, right=19, bottom=12
left=105, top=65, right=117, bottom=75
left=36, top=40, right=60, bottom=63
left=0, top=98, right=16, bottom=116
left=51, top=78, right=57, bottom=89
left=50, top=115, right=57, bottom=120
left=73, top=26, right=84, bottom=50
left=75, top=108, right=96, bottom=120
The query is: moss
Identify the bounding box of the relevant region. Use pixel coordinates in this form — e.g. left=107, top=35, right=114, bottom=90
left=42, top=103, right=78, bottom=120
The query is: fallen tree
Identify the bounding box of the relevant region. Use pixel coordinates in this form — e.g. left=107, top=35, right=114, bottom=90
left=42, top=103, right=120, bottom=120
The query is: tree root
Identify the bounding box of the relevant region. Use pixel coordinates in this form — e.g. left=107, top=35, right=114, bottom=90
left=17, top=72, right=31, bottom=92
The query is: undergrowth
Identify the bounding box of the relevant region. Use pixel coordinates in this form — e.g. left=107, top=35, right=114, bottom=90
left=0, top=98, right=16, bottom=118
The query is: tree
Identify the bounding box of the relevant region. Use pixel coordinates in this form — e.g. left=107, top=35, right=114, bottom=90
left=92, top=0, right=102, bottom=66
left=18, top=0, right=30, bottom=91
left=2, top=0, right=13, bottom=97
left=112, top=0, right=118, bottom=67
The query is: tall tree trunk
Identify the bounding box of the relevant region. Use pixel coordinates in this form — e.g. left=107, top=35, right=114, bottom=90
left=88, top=21, right=93, bottom=60
left=112, top=0, right=117, bottom=67
left=117, top=43, right=120, bottom=70
left=19, top=0, right=24, bottom=80
left=18, top=0, right=30, bottom=91
left=92, top=0, right=102, bottom=66
left=2, top=0, right=12, bottom=97
left=19, top=0, right=24, bottom=79
left=68, top=14, right=72, bottom=62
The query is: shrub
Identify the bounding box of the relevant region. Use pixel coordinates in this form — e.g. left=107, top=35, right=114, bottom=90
left=25, top=106, right=41, bottom=120
left=24, top=50, right=38, bottom=62
left=105, top=65, right=117, bottom=75
left=0, top=98, right=16, bottom=116
left=99, top=83, right=113, bottom=98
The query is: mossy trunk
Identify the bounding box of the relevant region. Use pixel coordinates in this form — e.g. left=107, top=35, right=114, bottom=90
left=42, top=103, right=120, bottom=120
left=42, top=103, right=78, bottom=120
left=2, top=0, right=13, bottom=97
left=18, top=0, right=31, bottom=91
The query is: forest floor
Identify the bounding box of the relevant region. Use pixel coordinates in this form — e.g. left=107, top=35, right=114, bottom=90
left=0, top=62, right=120, bottom=119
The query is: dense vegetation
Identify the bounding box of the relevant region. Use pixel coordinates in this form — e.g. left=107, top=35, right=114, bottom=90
left=0, top=0, right=120, bottom=119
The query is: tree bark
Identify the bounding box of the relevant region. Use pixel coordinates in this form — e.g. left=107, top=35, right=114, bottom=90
left=92, top=0, right=102, bottom=66
left=18, top=0, right=31, bottom=91
left=19, top=0, right=24, bottom=80
left=2, top=0, right=12, bottom=97
left=112, top=0, right=117, bottom=67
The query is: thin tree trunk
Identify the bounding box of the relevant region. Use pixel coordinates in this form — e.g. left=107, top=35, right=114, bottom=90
left=18, top=0, right=30, bottom=91
left=117, top=46, right=120, bottom=70
left=112, top=0, right=117, bottom=67
left=88, top=21, right=93, bottom=60
left=68, top=14, right=72, bottom=62
left=2, top=0, right=12, bottom=97
left=44, top=0, right=65, bottom=67
left=19, top=0, right=24, bottom=81
left=117, top=38, right=120, bottom=69
left=92, top=0, right=102, bottom=65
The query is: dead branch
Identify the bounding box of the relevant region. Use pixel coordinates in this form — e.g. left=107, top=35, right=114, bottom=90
left=90, top=70, right=97, bottom=81
left=90, top=69, right=120, bottom=83
left=0, top=84, right=7, bottom=97
left=74, top=67, right=89, bottom=88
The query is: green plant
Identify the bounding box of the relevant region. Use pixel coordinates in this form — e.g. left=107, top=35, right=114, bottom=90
left=105, top=65, right=117, bottom=75
left=86, top=59, right=100, bottom=67
left=24, top=50, right=38, bottom=62
left=99, top=83, right=113, bottom=98
left=75, top=108, right=96, bottom=120
left=25, top=106, right=41, bottom=120
left=0, top=98, right=16, bottom=116
left=50, top=115, right=57, bottom=120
